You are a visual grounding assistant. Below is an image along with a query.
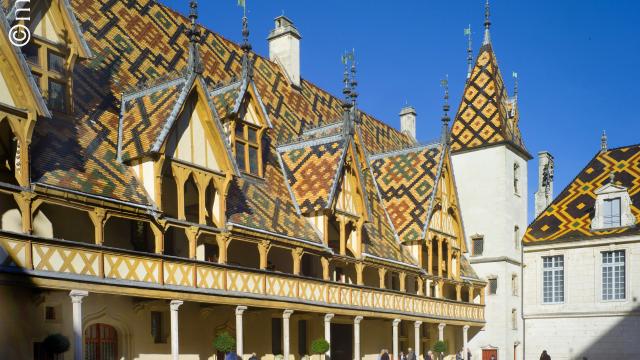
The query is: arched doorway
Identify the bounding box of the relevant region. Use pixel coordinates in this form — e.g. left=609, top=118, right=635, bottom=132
left=84, top=323, right=118, bottom=360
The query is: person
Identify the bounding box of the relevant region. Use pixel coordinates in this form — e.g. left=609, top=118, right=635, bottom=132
left=490, top=356, right=496, bottom=360
left=425, top=350, right=434, bottom=360
left=248, top=353, right=258, bottom=360
left=381, top=350, right=390, bottom=360
left=400, top=351, right=406, bottom=360
left=467, top=349, right=472, bottom=360
left=540, top=350, right=551, bottom=360
left=456, top=349, right=463, bottom=360
left=407, top=348, right=416, bottom=360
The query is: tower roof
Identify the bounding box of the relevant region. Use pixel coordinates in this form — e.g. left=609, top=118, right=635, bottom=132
left=449, top=41, right=529, bottom=158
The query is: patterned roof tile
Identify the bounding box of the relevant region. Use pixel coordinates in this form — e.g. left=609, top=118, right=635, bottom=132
left=525, top=145, right=640, bottom=243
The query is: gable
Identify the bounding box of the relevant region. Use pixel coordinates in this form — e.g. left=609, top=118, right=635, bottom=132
left=525, top=145, right=640, bottom=244
left=370, top=144, right=443, bottom=243
left=334, top=145, right=365, bottom=216
left=26, top=0, right=91, bottom=57
left=427, top=159, right=465, bottom=250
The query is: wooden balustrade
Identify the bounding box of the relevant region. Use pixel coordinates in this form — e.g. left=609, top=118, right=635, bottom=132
left=0, top=234, right=484, bottom=322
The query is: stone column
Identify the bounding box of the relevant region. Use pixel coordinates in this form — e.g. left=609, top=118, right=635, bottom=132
left=463, top=325, right=470, bottom=360
left=236, top=306, right=248, bottom=358
left=283, top=310, right=294, bottom=360
left=170, top=300, right=184, bottom=360
left=354, top=316, right=364, bottom=360
left=438, top=323, right=445, bottom=341
left=324, top=314, right=334, bottom=358
left=414, top=321, right=422, bottom=360
left=69, top=290, right=88, bottom=360
left=392, top=319, right=401, bottom=360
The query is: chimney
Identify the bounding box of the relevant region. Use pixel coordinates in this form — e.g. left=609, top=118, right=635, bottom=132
left=534, top=151, right=554, bottom=217
left=399, top=106, right=417, bottom=140
left=268, top=16, right=301, bottom=87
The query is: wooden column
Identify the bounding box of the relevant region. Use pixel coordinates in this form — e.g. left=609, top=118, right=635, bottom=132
left=447, top=241, right=452, bottom=279
left=417, top=277, right=424, bottom=296
left=172, top=166, right=190, bottom=221
left=13, top=192, right=34, bottom=234
left=339, top=218, right=347, bottom=256
left=355, top=262, right=364, bottom=286
left=469, top=286, right=475, bottom=304
left=292, top=247, right=303, bottom=275
left=479, top=287, right=485, bottom=305
left=186, top=226, right=199, bottom=259
left=321, top=257, right=330, bottom=281
left=427, top=240, right=433, bottom=275
left=151, top=221, right=165, bottom=254
left=193, top=173, right=209, bottom=225
left=399, top=272, right=407, bottom=292
left=258, top=240, right=271, bottom=270
left=378, top=268, right=387, bottom=289
left=216, top=232, right=230, bottom=264
left=455, top=284, right=462, bottom=301
left=437, top=238, right=443, bottom=278
left=88, top=208, right=107, bottom=246
left=456, top=250, right=461, bottom=279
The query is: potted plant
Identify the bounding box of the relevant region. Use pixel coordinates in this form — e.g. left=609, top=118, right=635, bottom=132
left=432, top=340, right=447, bottom=360
left=310, top=338, right=330, bottom=360
left=42, top=333, right=70, bottom=355
left=213, top=331, right=236, bottom=360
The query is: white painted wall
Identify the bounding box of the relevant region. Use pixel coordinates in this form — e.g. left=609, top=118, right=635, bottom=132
left=452, top=145, right=527, bottom=360
left=523, top=236, right=640, bottom=360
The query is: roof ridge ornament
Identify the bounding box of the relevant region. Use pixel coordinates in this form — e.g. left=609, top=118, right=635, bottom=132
left=340, top=50, right=356, bottom=137
left=601, top=130, right=608, bottom=153
left=483, top=0, right=491, bottom=45
left=464, top=25, right=473, bottom=81
left=186, top=0, right=203, bottom=74
left=440, top=75, right=450, bottom=144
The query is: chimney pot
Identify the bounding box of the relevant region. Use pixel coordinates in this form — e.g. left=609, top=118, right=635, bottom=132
left=268, top=15, right=301, bottom=87
left=399, top=106, right=417, bottom=140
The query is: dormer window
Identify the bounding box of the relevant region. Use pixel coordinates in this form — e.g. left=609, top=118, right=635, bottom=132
left=22, top=37, right=71, bottom=113
left=234, top=121, right=261, bottom=176
left=592, top=175, right=636, bottom=230
left=602, top=198, right=621, bottom=228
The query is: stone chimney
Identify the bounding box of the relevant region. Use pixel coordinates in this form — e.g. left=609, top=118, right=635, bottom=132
left=399, top=106, right=417, bottom=140
left=534, top=151, right=554, bottom=217
left=268, top=16, right=301, bottom=87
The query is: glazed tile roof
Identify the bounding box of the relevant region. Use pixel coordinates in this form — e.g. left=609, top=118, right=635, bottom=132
left=370, top=143, right=444, bottom=243
left=15, top=0, right=479, bottom=270
left=450, top=43, right=527, bottom=156
left=524, top=145, right=640, bottom=244
left=119, top=77, right=188, bottom=161
left=279, top=138, right=346, bottom=214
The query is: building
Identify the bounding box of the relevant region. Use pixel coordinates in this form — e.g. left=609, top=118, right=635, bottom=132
left=449, top=4, right=528, bottom=360
left=523, top=142, right=640, bottom=359
left=0, top=0, right=486, bottom=359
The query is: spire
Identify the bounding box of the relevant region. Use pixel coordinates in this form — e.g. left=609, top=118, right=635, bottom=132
left=241, top=14, right=253, bottom=80
left=483, top=0, right=491, bottom=45
left=601, top=130, right=608, bottom=153
left=440, top=75, right=450, bottom=144
left=341, top=51, right=355, bottom=137
left=186, top=0, right=203, bottom=74
left=465, top=25, right=473, bottom=81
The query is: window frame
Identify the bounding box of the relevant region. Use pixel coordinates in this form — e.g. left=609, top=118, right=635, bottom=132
left=601, top=249, right=626, bottom=302
left=542, top=255, right=565, bottom=304
left=512, top=273, right=518, bottom=297
left=514, top=225, right=520, bottom=249
left=233, top=120, right=263, bottom=177
left=471, top=235, right=484, bottom=257
left=488, top=277, right=498, bottom=295
left=602, top=197, right=622, bottom=229
left=513, top=162, right=521, bottom=195
left=23, top=35, right=72, bottom=113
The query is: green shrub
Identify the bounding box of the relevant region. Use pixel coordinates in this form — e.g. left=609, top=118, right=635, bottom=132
left=213, top=331, right=236, bottom=353
left=310, top=338, right=330, bottom=355
left=432, top=340, right=447, bottom=357
left=43, top=334, right=70, bottom=354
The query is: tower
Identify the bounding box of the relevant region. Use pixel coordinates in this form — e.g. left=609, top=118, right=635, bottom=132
left=449, top=2, right=529, bottom=360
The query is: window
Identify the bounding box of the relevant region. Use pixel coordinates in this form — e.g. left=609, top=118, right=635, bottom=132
left=234, top=121, right=261, bottom=176
left=21, top=37, right=70, bottom=113
left=511, top=309, right=517, bottom=330
left=512, top=274, right=518, bottom=296
left=543, top=255, right=564, bottom=303
left=513, top=163, right=520, bottom=194
left=488, top=278, right=497, bottom=295
left=514, top=226, right=520, bottom=249
left=472, top=236, right=484, bottom=256
left=602, top=250, right=625, bottom=300
left=603, top=198, right=621, bottom=228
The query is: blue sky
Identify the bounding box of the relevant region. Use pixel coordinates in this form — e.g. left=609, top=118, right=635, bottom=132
left=161, top=0, right=640, bottom=222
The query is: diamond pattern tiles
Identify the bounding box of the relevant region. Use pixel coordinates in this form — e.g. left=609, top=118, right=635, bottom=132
left=371, top=144, right=443, bottom=243
left=450, top=43, right=526, bottom=154
left=280, top=140, right=346, bottom=214
left=119, top=78, right=187, bottom=161
left=525, top=145, right=640, bottom=243
left=210, top=81, right=242, bottom=120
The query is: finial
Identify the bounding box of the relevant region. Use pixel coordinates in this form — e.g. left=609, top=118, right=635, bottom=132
left=188, top=0, right=199, bottom=43
left=241, top=16, right=252, bottom=53
left=601, top=130, right=608, bottom=153
left=341, top=50, right=354, bottom=101
left=609, top=171, right=615, bottom=184
left=483, top=0, right=491, bottom=45
left=512, top=72, right=519, bottom=99
left=186, top=0, right=203, bottom=74
left=349, top=49, right=358, bottom=107
left=465, top=25, right=473, bottom=80
left=440, top=75, right=450, bottom=144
